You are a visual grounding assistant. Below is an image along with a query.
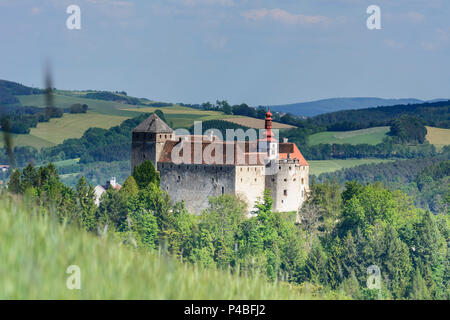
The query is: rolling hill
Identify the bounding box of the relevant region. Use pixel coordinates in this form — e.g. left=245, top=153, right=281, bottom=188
left=269, top=97, right=426, bottom=117
left=308, top=127, right=390, bottom=146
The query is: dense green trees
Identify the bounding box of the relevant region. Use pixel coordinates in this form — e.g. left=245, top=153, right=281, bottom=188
left=132, top=160, right=160, bottom=189
left=389, top=115, right=427, bottom=144
left=69, top=103, right=88, bottom=114
left=85, top=91, right=141, bottom=105
left=316, top=151, right=450, bottom=213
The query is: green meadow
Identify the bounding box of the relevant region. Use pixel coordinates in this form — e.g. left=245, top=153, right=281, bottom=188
left=308, top=127, right=390, bottom=146
left=0, top=195, right=325, bottom=299
left=309, top=159, right=394, bottom=176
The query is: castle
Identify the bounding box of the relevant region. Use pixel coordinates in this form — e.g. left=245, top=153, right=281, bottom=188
left=131, top=110, right=309, bottom=214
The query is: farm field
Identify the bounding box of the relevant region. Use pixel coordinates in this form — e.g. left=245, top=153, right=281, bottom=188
left=17, top=93, right=141, bottom=117
left=224, top=117, right=295, bottom=129
left=0, top=132, right=55, bottom=149
left=29, top=112, right=130, bottom=145
left=308, top=127, right=390, bottom=146
left=1, top=112, right=130, bottom=149
left=309, top=159, right=394, bottom=176
left=0, top=196, right=320, bottom=299
left=425, top=126, right=450, bottom=148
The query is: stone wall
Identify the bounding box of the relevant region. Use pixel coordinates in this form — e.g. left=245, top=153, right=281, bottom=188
left=265, top=160, right=308, bottom=212
left=234, top=165, right=266, bottom=214
left=158, top=163, right=236, bottom=214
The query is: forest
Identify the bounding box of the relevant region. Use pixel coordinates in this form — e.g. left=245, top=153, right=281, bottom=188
left=315, top=147, right=450, bottom=214
left=5, top=160, right=449, bottom=300
left=84, top=91, right=141, bottom=105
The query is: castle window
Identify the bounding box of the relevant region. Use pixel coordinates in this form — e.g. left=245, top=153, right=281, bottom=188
left=279, top=166, right=281, bottom=170
left=177, top=176, right=181, bottom=182
left=301, top=178, right=304, bottom=184
left=255, top=167, right=257, bottom=171
left=284, top=190, right=287, bottom=196
left=284, top=179, right=287, bottom=182
left=222, top=187, right=224, bottom=195
left=165, top=135, right=167, bottom=139
left=247, top=168, right=249, bottom=171
left=159, top=135, right=162, bottom=139
left=254, top=178, right=257, bottom=182
left=289, top=166, right=292, bottom=170
left=241, top=178, right=243, bottom=182
left=272, top=178, right=275, bottom=182
left=293, top=178, right=296, bottom=181
left=240, top=168, right=242, bottom=172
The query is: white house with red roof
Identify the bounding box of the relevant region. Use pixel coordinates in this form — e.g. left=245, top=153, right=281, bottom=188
left=131, top=111, right=309, bottom=214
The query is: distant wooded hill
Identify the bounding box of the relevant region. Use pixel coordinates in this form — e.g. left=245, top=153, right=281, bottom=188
left=268, top=97, right=447, bottom=117
left=311, top=100, right=450, bottom=130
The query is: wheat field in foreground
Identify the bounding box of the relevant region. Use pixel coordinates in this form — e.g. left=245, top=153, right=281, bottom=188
left=0, top=195, right=332, bottom=300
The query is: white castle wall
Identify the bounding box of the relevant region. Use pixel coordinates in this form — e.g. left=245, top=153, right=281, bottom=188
left=265, top=160, right=309, bottom=212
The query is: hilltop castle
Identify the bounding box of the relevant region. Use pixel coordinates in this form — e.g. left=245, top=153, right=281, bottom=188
left=131, top=111, right=309, bottom=214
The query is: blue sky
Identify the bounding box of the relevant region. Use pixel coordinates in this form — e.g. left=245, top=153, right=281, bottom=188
left=0, top=0, right=449, bottom=105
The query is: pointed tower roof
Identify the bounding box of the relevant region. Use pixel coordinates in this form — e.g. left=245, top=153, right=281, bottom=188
left=133, top=113, right=173, bottom=133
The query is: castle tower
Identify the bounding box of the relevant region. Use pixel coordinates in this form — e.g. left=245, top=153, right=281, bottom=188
left=131, top=114, right=174, bottom=173
left=258, top=109, right=278, bottom=160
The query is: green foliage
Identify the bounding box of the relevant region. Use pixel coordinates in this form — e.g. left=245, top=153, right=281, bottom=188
left=0, top=195, right=321, bottom=299
left=97, top=188, right=128, bottom=231
left=75, top=176, right=97, bottom=232
left=318, top=152, right=450, bottom=213
left=120, top=175, right=139, bottom=197
left=154, top=109, right=166, bottom=122
left=389, top=115, right=427, bottom=144
left=132, top=160, right=160, bottom=189
left=69, top=103, right=88, bottom=114
left=3, top=161, right=448, bottom=300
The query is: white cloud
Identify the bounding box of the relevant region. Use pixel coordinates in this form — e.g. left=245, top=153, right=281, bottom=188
left=242, top=8, right=330, bottom=26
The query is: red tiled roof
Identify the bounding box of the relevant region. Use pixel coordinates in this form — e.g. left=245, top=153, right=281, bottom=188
left=278, top=142, right=309, bottom=166
left=158, top=140, right=266, bottom=165
left=158, top=137, right=309, bottom=166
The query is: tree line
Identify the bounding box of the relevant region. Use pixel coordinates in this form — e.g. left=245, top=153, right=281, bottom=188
left=315, top=146, right=450, bottom=214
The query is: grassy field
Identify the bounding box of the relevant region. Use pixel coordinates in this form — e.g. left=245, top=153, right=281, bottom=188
left=309, top=127, right=390, bottom=146
left=29, top=112, right=130, bottom=145
left=309, top=159, right=394, bottom=176
left=425, top=126, right=450, bottom=148
left=0, top=132, right=56, bottom=149
left=224, top=117, right=295, bottom=129
left=0, top=112, right=130, bottom=149
left=17, top=93, right=140, bottom=117
left=0, top=194, right=326, bottom=299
